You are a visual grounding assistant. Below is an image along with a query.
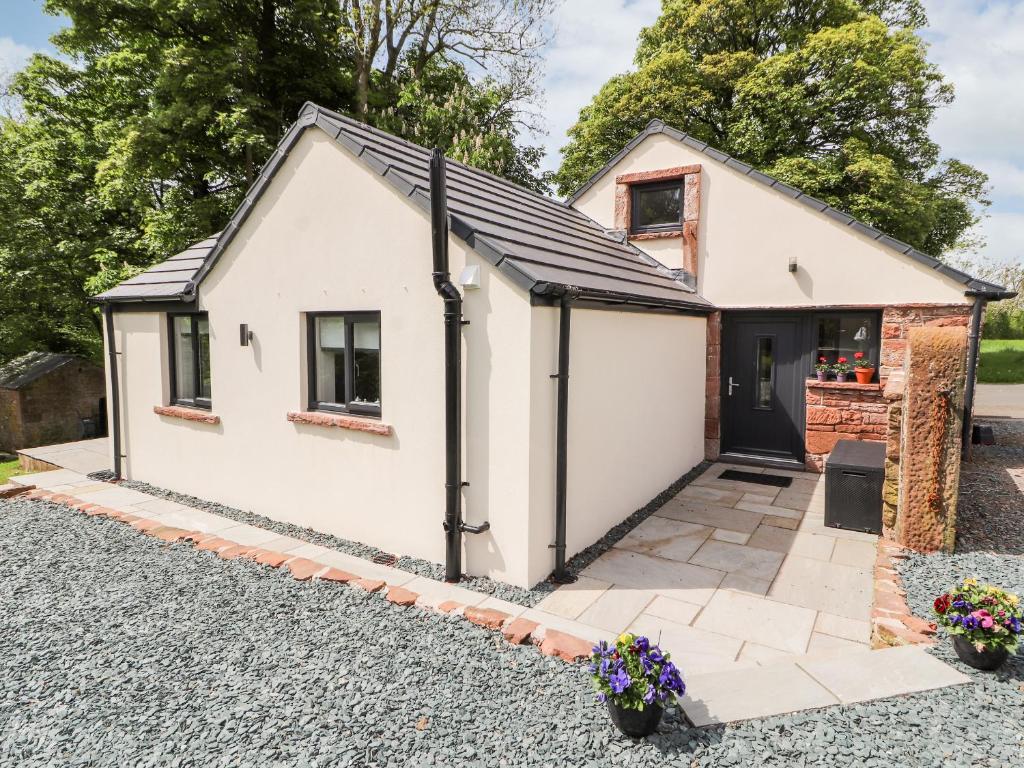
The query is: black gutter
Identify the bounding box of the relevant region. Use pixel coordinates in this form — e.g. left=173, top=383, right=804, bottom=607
left=102, top=305, right=123, bottom=480
left=550, top=289, right=579, bottom=583
left=430, top=148, right=489, bottom=583
left=962, top=286, right=1018, bottom=458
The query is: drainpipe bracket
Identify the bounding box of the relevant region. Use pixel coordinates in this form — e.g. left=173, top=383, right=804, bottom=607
left=459, top=521, right=490, bottom=534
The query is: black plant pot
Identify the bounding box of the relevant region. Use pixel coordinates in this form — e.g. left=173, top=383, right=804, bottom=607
left=606, top=700, right=664, bottom=738
left=953, top=635, right=1009, bottom=671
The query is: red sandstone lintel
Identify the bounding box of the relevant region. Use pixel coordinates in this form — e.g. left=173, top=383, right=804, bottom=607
left=615, top=165, right=701, bottom=185
left=287, top=411, right=392, bottom=436
left=154, top=405, right=221, bottom=424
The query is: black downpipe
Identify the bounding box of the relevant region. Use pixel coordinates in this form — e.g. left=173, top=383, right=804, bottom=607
left=430, top=149, right=489, bottom=582
left=103, top=304, right=123, bottom=480
left=551, top=290, right=578, bottom=584
left=961, top=297, right=987, bottom=459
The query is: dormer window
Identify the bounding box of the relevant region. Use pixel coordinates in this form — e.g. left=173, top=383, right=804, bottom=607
left=631, top=180, right=683, bottom=234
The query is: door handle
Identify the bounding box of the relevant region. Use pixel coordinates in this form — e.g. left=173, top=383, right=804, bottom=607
left=728, top=376, right=740, bottom=396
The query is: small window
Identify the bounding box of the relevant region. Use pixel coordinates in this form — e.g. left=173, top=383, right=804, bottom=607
left=169, top=313, right=212, bottom=409
left=308, top=312, right=381, bottom=416
left=631, top=181, right=683, bottom=234
left=813, top=312, right=879, bottom=380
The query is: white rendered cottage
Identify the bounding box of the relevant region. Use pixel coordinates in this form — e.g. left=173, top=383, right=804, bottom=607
left=95, top=104, right=1012, bottom=588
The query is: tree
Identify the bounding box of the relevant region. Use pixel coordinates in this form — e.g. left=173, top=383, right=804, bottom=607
left=555, top=0, right=987, bottom=257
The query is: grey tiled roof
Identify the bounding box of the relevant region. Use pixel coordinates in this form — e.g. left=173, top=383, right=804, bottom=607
left=95, top=106, right=710, bottom=312
left=94, top=235, right=220, bottom=302
left=0, top=351, right=84, bottom=390
left=566, top=120, right=1010, bottom=297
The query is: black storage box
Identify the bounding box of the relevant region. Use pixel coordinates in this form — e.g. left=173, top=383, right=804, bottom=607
left=825, top=440, right=885, bottom=535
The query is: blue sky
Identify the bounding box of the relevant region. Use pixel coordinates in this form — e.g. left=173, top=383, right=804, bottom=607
left=2, top=0, right=1021, bottom=266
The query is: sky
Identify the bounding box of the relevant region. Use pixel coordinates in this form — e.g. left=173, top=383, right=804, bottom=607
left=1, top=0, right=1021, bottom=266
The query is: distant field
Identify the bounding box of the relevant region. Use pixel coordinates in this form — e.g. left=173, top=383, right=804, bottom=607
left=0, top=459, right=21, bottom=485
left=978, top=339, right=1024, bottom=384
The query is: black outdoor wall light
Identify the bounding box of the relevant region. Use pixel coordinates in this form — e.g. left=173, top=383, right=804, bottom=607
left=240, top=323, right=254, bottom=346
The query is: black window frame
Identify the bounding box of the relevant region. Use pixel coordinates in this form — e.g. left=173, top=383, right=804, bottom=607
left=306, top=311, right=382, bottom=418
left=630, top=179, right=685, bottom=235
left=808, top=310, right=882, bottom=382
left=168, top=312, right=212, bottom=410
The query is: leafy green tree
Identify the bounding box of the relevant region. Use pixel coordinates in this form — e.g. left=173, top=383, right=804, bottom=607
left=555, top=0, right=987, bottom=256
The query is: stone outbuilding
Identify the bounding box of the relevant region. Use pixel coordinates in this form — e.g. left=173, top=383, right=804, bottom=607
left=0, top=352, right=107, bottom=452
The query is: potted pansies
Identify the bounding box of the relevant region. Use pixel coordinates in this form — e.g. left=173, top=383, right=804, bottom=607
left=933, top=578, right=1023, bottom=670
left=814, top=356, right=830, bottom=382
left=832, top=356, right=851, bottom=383
left=853, top=352, right=875, bottom=384
left=589, top=633, right=686, bottom=738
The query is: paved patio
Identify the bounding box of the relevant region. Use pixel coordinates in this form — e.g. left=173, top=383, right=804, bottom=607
left=6, top=450, right=971, bottom=727
left=16, top=437, right=109, bottom=475
left=534, top=462, right=878, bottom=674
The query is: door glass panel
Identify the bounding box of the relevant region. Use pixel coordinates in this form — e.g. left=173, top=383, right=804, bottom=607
left=755, top=335, right=773, bottom=410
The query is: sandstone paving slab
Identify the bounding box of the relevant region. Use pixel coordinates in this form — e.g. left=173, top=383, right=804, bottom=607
left=147, top=508, right=240, bottom=534
left=735, top=500, right=803, bottom=521
left=532, top=575, right=610, bottom=620
left=476, top=595, right=525, bottom=618
left=576, top=586, right=656, bottom=634
left=520, top=608, right=609, bottom=645
left=830, top=538, right=878, bottom=569
left=805, top=631, right=870, bottom=657
left=737, top=641, right=793, bottom=666
left=614, top=516, right=711, bottom=563
left=72, top=486, right=159, bottom=508
left=11, top=469, right=89, bottom=489
left=216, top=524, right=284, bottom=548
left=677, top=484, right=743, bottom=506
left=694, top=477, right=784, bottom=497
left=681, top=662, right=838, bottom=726
left=746, top=525, right=836, bottom=562
left=797, top=645, right=971, bottom=705
left=688, top=539, right=784, bottom=582
left=768, top=555, right=873, bottom=621
left=694, top=589, right=816, bottom=654
left=581, top=548, right=725, bottom=606
left=710, top=528, right=750, bottom=545
left=641, top=595, right=702, bottom=626
left=797, top=512, right=879, bottom=543
left=719, top=572, right=772, bottom=597
left=813, top=612, right=872, bottom=644
left=655, top=500, right=763, bottom=534
left=286, top=542, right=336, bottom=561
left=402, top=575, right=487, bottom=608
left=627, top=614, right=745, bottom=676
left=257, top=535, right=313, bottom=554
left=131, top=498, right=192, bottom=516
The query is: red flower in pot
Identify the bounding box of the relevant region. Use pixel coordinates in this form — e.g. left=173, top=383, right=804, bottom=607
left=853, top=351, right=875, bottom=384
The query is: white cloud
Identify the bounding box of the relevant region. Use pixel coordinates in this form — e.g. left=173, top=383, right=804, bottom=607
left=0, top=37, right=36, bottom=76
left=537, top=0, right=659, bottom=172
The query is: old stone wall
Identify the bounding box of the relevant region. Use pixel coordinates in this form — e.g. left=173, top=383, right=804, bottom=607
left=804, top=382, right=887, bottom=471
left=893, top=326, right=967, bottom=552
left=879, top=305, right=971, bottom=379
left=881, top=370, right=906, bottom=530
left=15, top=361, right=106, bottom=450
left=0, top=389, right=23, bottom=452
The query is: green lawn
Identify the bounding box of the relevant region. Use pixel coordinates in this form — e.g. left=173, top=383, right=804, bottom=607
left=978, top=339, right=1024, bottom=383
left=0, top=459, right=22, bottom=485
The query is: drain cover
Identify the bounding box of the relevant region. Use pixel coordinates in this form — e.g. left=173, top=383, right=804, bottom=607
left=372, top=553, right=398, bottom=566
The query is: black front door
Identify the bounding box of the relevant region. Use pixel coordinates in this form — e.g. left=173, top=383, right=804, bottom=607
left=721, top=314, right=805, bottom=463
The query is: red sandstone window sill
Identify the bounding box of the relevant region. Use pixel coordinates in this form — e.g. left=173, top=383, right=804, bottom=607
left=629, top=230, right=683, bottom=241
left=153, top=405, right=221, bottom=424
left=287, top=411, right=393, bottom=437
left=805, top=379, right=882, bottom=392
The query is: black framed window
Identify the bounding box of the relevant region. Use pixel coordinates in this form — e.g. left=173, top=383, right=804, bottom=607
left=308, top=312, right=381, bottom=416
left=811, top=311, right=880, bottom=380
left=631, top=180, right=683, bottom=234
left=169, top=313, right=212, bottom=409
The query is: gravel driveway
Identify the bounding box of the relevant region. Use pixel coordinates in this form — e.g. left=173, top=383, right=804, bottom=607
left=1, top=497, right=1021, bottom=767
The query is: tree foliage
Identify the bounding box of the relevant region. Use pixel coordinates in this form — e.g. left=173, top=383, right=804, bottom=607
left=555, top=0, right=988, bottom=258
left=0, top=0, right=552, bottom=363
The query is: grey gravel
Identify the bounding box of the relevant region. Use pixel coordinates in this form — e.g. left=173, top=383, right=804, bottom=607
left=86, top=461, right=709, bottom=608
left=2, top=496, right=1022, bottom=766
left=956, top=418, right=1024, bottom=555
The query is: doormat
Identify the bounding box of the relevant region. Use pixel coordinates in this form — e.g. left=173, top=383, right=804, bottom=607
left=718, top=469, right=792, bottom=488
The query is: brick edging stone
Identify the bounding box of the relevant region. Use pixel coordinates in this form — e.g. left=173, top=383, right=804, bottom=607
left=871, top=538, right=937, bottom=648
left=21, top=488, right=595, bottom=665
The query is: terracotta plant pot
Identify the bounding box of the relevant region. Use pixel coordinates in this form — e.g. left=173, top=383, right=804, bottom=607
left=952, top=635, right=1009, bottom=671
left=854, top=366, right=875, bottom=384
left=606, top=700, right=664, bottom=738
left=835, top=373, right=847, bottom=384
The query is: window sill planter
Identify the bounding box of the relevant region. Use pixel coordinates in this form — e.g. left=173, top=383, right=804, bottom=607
left=606, top=700, right=664, bottom=738
left=854, top=366, right=876, bottom=385
left=153, top=405, right=220, bottom=424
left=287, top=411, right=392, bottom=437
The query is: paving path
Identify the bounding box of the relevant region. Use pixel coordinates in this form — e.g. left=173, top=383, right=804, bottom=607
left=6, top=458, right=970, bottom=727
left=975, top=383, right=1024, bottom=419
